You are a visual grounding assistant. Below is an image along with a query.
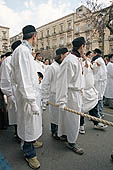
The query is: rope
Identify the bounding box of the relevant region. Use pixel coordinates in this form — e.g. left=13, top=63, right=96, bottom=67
left=48, top=101, right=113, bottom=127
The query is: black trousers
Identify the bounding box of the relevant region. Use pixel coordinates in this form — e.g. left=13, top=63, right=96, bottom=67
left=23, top=141, right=36, bottom=159
left=89, top=103, right=100, bottom=125
left=0, top=89, right=8, bottom=129
left=80, top=116, right=84, bottom=126
left=51, top=123, right=58, bottom=135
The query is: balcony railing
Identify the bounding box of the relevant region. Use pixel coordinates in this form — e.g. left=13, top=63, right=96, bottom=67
left=40, top=47, right=44, bottom=50
left=2, top=38, right=8, bottom=40
left=67, top=28, right=73, bottom=32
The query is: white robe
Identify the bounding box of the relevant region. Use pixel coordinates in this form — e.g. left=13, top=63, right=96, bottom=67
left=0, top=56, right=17, bottom=125
left=10, top=40, right=42, bottom=142
left=56, top=53, right=83, bottom=143
left=34, top=60, right=45, bottom=76
left=41, top=61, right=60, bottom=125
left=93, top=57, right=107, bottom=100
left=104, top=62, right=113, bottom=99
left=82, top=59, right=98, bottom=112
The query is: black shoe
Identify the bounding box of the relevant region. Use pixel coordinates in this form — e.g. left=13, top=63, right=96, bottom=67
left=111, top=152, right=113, bottom=160
left=52, top=133, right=60, bottom=140
left=60, top=135, right=67, bottom=142
left=66, top=142, right=84, bottom=155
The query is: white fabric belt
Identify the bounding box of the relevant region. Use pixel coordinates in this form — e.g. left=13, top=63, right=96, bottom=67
left=68, top=87, right=83, bottom=92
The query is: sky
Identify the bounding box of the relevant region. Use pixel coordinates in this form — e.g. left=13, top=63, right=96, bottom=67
left=0, top=0, right=111, bottom=37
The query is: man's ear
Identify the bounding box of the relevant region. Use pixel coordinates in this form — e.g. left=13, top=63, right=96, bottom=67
left=32, top=33, right=36, bottom=39
left=32, top=34, right=35, bottom=40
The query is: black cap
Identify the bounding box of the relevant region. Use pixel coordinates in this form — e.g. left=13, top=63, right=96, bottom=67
left=72, top=37, right=85, bottom=48
left=1, top=54, right=5, bottom=59
left=5, top=52, right=12, bottom=57
left=108, top=54, right=113, bottom=60
left=56, top=48, right=68, bottom=55
left=86, top=51, right=92, bottom=56
left=11, top=40, right=22, bottom=51
left=37, top=72, right=43, bottom=79
left=22, top=25, right=36, bottom=35
left=93, top=48, right=102, bottom=55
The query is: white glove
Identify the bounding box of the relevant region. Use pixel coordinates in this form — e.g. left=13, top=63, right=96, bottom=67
left=8, top=95, right=17, bottom=111
left=41, top=99, right=48, bottom=111
left=59, top=104, right=66, bottom=111
left=30, top=102, right=40, bottom=115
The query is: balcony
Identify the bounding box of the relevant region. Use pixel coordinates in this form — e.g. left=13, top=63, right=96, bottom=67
left=2, top=38, right=8, bottom=41
left=59, top=44, right=64, bottom=47
left=59, top=30, right=64, bottom=34
left=67, top=28, right=73, bottom=32
left=40, top=47, right=44, bottom=50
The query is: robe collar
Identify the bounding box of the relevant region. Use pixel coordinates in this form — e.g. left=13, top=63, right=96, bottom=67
left=92, top=54, right=101, bottom=62
left=22, top=40, right=32, bottom=53
left=71, top=50, right=81, bottom=58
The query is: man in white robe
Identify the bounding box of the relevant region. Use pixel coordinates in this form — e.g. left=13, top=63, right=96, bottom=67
left=88, top=49, right=107, bottom=129
left=34, top=52, right=45, bottom=76
left=56, top=37, right=86, bottom=155
left=0, top=41, right=21, bottom=137
left=10, top=25, right=42, bottom=169
left=80, top=51, right=98, bottom=134
left=92, top=48, right=107, bottom=119
left=104, top=54, right=113, bottom=109
left=0, top=53, right=9, bottom=129
left=41, top=48, right=68, bottom=140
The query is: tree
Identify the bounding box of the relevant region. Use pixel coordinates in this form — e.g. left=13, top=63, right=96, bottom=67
left=106, top=3, right=113, bottom=34
left=85, top=0, right=113, bottom=55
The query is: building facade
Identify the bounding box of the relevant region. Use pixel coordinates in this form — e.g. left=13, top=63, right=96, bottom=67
left=10, top=5, right=113, bottom=59
left=0, top=26, right=10, bottom=55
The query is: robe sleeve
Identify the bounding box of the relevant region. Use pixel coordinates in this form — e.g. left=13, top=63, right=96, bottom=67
left=56, top=60, right=74, bottom=105
left=0, top=57, right=13, bottom=97
left=14, top=48, right=36, bottom=103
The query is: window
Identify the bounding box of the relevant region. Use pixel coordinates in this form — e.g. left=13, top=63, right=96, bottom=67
left=41, top=31, right=43, bottom=38
left=47, top=40, right=50, bottom=46
left=42, top=43, right=44, bottom=48
left=60, top=24, right=63, bottom=32
left=52, top=39, right=57, bottom=48
left=2, top=31, right=7, bottom=40
left=53, top=27, right=56, bottom=34
left=86, top=23, right=91, bottom=31
left=53, top=39, right=57, bottom=45
left=60, top=38, right=64, bottom=45
left=75, top=25, right=80, bottom=33
left=47, top=29, right=49, bottom=36
left=40, top=43, right=44, bottom=50
left=67, top=36, right=72, bottom=43
left=79, top=8, right=82, bottom=12
left=68, top=22, right=72, bottom=30
left=46, top=40, right=50, bottom=49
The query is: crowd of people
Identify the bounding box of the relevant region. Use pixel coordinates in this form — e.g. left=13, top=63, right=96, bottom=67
left=0, top=24, right=113, bottom=169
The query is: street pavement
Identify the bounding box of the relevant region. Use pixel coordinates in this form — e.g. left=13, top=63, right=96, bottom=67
left=0, top=106, right=113, bottom=170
